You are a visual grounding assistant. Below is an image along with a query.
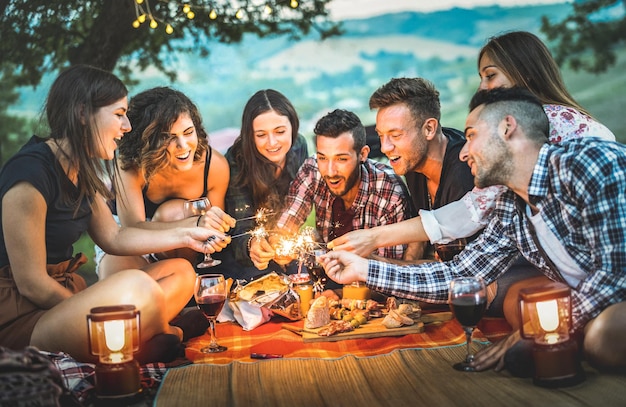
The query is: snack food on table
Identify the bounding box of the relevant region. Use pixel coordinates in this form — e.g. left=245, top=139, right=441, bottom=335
left=397, top=303, right=413, bottom=316
left=382, top=307, right=415, bottom=329
left=236, top=272, right=288, bottom=303
left=318, top=320, right=354, bottom=336
left=386, top=296, right=398, bottom=311
left=305, top=296, right=331, bottom=329
left=328, top=298, right=380, bottom=311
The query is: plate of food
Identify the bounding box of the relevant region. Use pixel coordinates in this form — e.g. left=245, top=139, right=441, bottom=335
left=283, top=295, right=426, bottom=342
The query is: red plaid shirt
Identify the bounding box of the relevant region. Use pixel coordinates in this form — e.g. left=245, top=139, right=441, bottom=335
left=277, top=157, right=414, bottom=259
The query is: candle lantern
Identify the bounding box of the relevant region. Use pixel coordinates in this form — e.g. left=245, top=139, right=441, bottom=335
left=519, top=282, right=585, bottom=387
left=87, top=305, right=141, bottom=398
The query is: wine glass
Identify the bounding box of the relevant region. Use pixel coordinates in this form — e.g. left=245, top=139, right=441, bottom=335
left=449, top=276, right=487, bottom=371
left=184, top=197, right=221, bottom=267
left=434, top=238, right=467, bottom=262
left=194, top=274, right=228, bottom=353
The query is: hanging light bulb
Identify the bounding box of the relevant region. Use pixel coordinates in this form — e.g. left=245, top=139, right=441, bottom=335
left=132, top=20, right=140, bottom=28
left=136, top=0, right=144, bottom=4
left=209, top=9, right=217, bottom=19
left=150, top=18, right=158, bottom=29
left=187, top=11, right=195, bottom=19
left=182, top=4, right=190, bottom=13
left=265, top=5, right=272, bottom=14
left=235, top=9, right=243, bottom=19
left=138, top=14, right=146, bottom=23
left=165, top=24, right=174, bottom=34
left=290, top=0, right=298, bottom=8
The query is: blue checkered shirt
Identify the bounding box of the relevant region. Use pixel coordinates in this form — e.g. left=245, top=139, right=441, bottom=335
left=368, top=138, right=626, bottom=330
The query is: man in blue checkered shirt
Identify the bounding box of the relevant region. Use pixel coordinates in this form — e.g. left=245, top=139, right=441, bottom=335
left=320, top=87, right=626, bottom=372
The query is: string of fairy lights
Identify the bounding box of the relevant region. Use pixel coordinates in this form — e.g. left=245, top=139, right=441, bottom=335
left=132, top=0, right=301, bottom=34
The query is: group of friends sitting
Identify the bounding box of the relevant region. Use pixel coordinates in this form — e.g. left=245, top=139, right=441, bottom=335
left=0, top=31, right=624, bottom=375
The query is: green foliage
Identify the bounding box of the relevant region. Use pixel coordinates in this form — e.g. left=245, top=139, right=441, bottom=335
left=0, top=0, right=341, bottom=86
left=541, top=0, right=626, bottom=73
left=0, top=0, right=340, bottom=167
left=74, top=233, right=98, bottom=286
left=0, top=67, right=30, bottom=166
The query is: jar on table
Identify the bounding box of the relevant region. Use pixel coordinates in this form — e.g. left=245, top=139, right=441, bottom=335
left=290, top=273, right=313, bottom=318
left=342, top=281, right=371, bottom=301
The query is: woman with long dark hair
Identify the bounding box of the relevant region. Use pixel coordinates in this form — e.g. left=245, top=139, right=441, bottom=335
left=0, top=66, right=228, bottom=362
left=217, top=89, right=308, bottom=280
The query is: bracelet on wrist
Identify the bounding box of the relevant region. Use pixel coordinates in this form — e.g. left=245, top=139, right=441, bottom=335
left=247, top=235, right=255, bottom=252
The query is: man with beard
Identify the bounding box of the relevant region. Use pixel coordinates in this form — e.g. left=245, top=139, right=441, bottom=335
left=319, top=87, right=626, bottom=373
left=249, top=109, right=416, bottom=279
left=363, top=77, right=475, bottom=259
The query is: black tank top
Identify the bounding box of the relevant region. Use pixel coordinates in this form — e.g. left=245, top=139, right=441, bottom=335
left=111, top=147, right=212, bottom=218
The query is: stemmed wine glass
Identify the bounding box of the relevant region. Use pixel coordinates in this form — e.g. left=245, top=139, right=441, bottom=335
left=194, top=274, right=228, bottom=353
left=434, top=238, right=467, bottom=262
left=184, top=197, right=221, bottom=267
left=449, top=276, right=487, bottom=371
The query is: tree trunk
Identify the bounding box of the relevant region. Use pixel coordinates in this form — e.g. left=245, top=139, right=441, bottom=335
left=68, top=0, right=137, bottom=71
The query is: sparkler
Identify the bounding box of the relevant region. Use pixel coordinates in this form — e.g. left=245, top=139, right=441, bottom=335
left=228, top=209, right=326, bottom=276
left=235, top=208, right=275, bottom=223
left=229, top=225, right=268, bottom=240
left=229, top=208, right=274, bottom=239
left=269, top=226, right=328, bottom=271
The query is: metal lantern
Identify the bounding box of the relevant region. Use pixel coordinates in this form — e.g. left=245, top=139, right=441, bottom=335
left=87, top=305, right=141, bottom=398
left=519, top=282, right=585, bottom=387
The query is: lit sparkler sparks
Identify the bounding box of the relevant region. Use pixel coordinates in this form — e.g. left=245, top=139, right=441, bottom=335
left=236, top=208, right=275, bottom=223
left=229, top=225, right=268, bottom=240
left=270, top=226, right=325, bottom=267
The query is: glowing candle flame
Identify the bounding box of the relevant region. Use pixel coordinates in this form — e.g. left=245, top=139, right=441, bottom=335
left=104, top=320, right=125, bottom=352
left=536, top=299, right=560, bottom=332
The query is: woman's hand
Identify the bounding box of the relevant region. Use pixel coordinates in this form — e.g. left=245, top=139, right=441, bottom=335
left=249, top=237, right=275, bottom=270
left=470, top=329, right=522, bottom=372
left=197, top=206, right=236, bottom=233
left=327, top=229, right=377, bottom=257
left=318, top=250, right=368, bottom=285
left=188, top=228, right=231, bottom=254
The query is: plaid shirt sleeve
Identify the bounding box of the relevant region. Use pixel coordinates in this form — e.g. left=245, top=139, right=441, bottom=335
left=541, top=141, right=626, bottom=330
left=367, top=140, right=626, bottom=332
left=367, top=204, right=521, bottom=303
left=276, top=157, right=319, bottom=234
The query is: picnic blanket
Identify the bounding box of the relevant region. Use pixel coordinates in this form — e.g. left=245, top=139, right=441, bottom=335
left=185, top=315, right=508, bottom=364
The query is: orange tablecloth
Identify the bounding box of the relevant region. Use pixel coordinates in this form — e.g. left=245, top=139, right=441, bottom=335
left=185, top=315, right=511, bottom=364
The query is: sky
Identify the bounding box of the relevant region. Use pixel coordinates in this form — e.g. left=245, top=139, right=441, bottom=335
left=327, top=0, right=570, bottom=20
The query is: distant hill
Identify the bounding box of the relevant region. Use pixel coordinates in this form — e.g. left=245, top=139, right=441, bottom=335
left=11, top=3, right=626, bottom=144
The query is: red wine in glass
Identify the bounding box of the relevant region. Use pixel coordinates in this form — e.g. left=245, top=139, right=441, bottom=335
left=449, top=276, right=487, bottom=372
left=451, top=295, right=487, bottom=328
left=194, top=274, right=228, bottom=353
left=435, top=238, right=467, bottom=262
left=197, top=294, right=226, bottom=318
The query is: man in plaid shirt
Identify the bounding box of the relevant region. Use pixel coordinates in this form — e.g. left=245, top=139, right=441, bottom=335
left=249, top=109, right=416, bottom=272
left=320, top=87, right=626, bottom=372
